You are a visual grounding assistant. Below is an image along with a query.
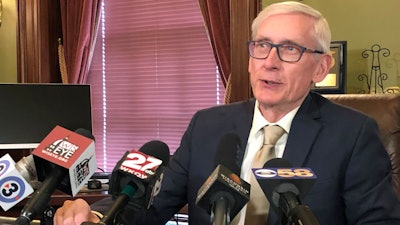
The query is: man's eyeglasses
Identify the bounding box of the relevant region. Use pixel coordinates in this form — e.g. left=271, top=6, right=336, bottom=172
left=247, top=40, right=324, bottom=62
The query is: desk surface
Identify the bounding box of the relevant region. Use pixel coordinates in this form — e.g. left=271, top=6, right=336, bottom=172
left=0, top=151, right=110, bottom=220
left=0, top=189, right=109, bottom=219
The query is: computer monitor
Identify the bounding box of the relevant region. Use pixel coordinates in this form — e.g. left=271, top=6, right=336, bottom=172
left=0, top=83, right=92, bottom=149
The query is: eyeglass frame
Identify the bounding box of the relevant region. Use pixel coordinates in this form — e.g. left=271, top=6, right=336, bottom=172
left=247, top=40, right=325, bottom=62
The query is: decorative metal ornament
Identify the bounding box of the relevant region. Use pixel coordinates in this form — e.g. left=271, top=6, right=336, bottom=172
left=358, top=44, right=391, bottom=94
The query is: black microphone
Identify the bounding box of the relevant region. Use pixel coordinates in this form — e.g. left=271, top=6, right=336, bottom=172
left=253, top=158, right=319, bottom=225
left=196, top=133, right=250, bottom=225
left=14, top=126, right=96, bottom=225
left=92, top=140, right=170, bottom=225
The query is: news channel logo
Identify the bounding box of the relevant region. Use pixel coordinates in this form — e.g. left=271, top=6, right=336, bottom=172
left=253, top=168, right=317, bottom=179
left=0, top=176, right=28, bottom=203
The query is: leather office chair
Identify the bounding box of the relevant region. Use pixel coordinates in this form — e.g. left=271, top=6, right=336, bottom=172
left=324, top=94, right=400, bottom=199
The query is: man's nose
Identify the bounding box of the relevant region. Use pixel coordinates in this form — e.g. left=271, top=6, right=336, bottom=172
left=264, top=46, right=281, bottom=63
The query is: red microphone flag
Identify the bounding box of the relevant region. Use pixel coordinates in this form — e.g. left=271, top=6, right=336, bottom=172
left=32, top=125, right=96, bottom=196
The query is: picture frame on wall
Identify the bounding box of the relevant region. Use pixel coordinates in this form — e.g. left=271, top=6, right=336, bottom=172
left=312, top=41, right=347, bottom=94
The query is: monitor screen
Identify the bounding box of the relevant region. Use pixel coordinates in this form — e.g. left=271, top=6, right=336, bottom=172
left=0, top=83, right=92, bottom=149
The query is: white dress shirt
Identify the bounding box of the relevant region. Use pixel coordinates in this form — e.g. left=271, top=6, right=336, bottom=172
left=235, top=100, right=299, bottom=225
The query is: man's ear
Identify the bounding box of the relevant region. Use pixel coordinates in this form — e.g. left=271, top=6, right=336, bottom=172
left=312, top=54, right=333, bottom=83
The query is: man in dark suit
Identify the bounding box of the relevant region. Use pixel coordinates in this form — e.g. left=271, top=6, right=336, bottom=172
left=54, top=2, right=400, bottom=225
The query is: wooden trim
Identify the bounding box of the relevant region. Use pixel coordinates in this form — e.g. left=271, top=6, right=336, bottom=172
left=229, top=0, right=257, bottom=102
left=16, top=0, right=62, bottom=83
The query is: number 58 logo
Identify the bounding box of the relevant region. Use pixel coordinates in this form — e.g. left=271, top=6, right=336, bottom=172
left=253, top=168, right=316, bottom=179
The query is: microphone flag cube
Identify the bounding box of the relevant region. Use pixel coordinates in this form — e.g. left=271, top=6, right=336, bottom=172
left=196, top=164, right=250, bottom=219
left=252, top=167, right=317, bottom=208
left=108, top=149, right=165, bottom=210
left=32, top=125, right=97, bottom=196
left=0, top=154, right=34, bottom=211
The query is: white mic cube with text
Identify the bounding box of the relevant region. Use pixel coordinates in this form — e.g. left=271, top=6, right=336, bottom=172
left=0, top=154, right=34, bottom=211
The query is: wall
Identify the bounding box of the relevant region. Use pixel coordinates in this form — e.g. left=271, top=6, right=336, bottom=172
left=0, top=0, right=17, bottom=83
left=262, top=0, right=400, bottom=93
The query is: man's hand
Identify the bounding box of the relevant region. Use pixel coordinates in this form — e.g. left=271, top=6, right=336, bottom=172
left=54, top=198, right=100, bottom=225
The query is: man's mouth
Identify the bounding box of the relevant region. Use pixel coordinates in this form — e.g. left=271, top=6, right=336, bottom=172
left=264, top=80, right=280, bottom=85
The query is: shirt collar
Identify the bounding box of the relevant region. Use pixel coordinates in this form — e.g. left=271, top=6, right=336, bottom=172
left=251, top=100, right=300, bottom=135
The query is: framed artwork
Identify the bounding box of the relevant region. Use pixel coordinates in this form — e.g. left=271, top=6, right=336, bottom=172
left=312, top=41, right=347, bottom=94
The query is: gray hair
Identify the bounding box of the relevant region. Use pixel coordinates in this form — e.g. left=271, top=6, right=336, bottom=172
left=251, top=1, right=331, bottom=53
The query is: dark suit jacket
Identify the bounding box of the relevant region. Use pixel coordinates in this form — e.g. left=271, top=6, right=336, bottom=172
left=94, top=92, right=400, bottom=225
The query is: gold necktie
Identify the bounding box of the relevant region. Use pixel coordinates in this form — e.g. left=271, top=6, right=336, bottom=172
left=244, top=125, right=285, bottom=225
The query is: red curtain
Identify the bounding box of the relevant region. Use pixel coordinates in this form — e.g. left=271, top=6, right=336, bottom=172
left=198, top=0, right=230, bottom=87
left=60, top=0, right=102, bottom=84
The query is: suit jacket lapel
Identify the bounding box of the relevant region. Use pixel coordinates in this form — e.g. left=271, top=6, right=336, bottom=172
left=232, top=99, right=255, bottom=169
left=283, top=94, right=322, bottom=166
left=228, top=95, right=323, bottom=168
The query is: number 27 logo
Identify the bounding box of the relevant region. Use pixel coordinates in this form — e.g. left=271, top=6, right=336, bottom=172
left=121, top=151, right=162, bottom=172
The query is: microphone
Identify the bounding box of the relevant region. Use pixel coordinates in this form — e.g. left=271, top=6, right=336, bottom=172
left=0, top=154, right=34, bottom=211
left=15, top=155, right=40, bottom=190
left=94, top=140, right=170, bottom=225
left=14, top=125, right=97, bottom=225
left=253, top=158, right=319, bottom=225
left=196, top=133, right=250, bottom=225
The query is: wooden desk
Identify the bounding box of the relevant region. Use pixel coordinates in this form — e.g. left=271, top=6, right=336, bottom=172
left=0, top=189, right=109, bottom=218
left=0, top=151, right=110, bottom=219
